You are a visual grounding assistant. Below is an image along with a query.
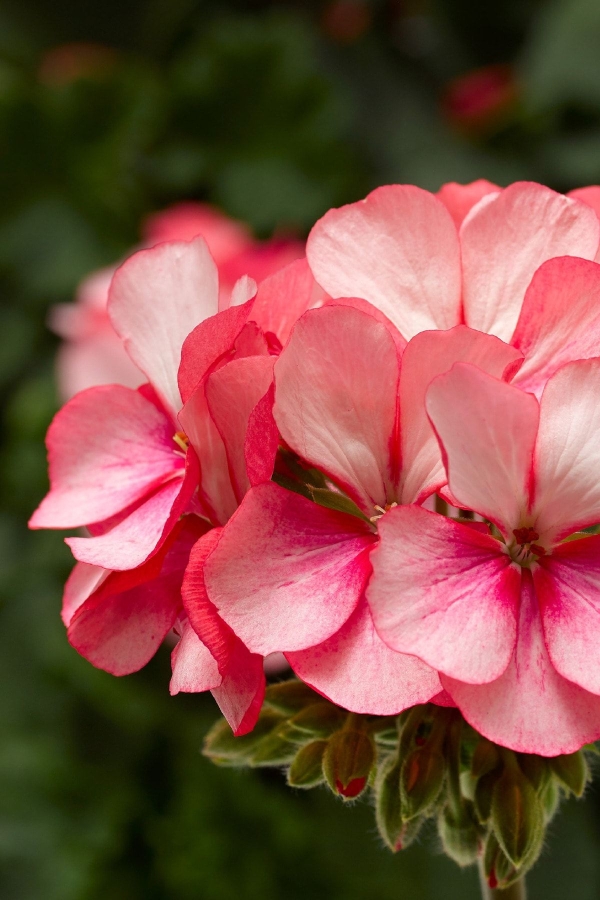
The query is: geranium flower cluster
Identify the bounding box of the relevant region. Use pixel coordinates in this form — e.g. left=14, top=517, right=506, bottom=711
left=32, top=180, right=600, bottom=757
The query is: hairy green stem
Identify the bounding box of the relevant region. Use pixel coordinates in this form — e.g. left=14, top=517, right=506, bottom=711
left=478, top=857, right=527, bottom=900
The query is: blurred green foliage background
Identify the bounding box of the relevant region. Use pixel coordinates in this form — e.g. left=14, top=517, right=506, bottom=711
left=2, top=1, right=600, bottom=897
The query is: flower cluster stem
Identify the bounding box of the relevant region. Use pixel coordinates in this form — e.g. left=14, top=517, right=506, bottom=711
left=478, top=858, right=527, bottom=900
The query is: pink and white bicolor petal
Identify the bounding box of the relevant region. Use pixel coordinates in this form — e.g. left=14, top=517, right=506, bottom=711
left=273, top=304, right=400, bottom=513
left=67, top=448, right=199, bottom=570
left=443, top=571, right=600, bottom=756
left=368, top=506, right=519, bottom=684
left=426, top=364, right=539, bottom=533
left=109, top=238, right=219, bottom=418
left=307, top=184, right=461, bottom=340
left=180, top=527, right=266, bottom=735
left=510, top=257, right=600, bottom=396
left=29, top=385, right=181, bottom=530
left=68, top=515, right=206, bottom=676
left=204, top=483, right=376, bottom=656
left=535, top=536, right=600, bottom=696
left=250, top=257, right=327, bottom=346
left=532, top=359, right=600, bottom=543
left=398, top=326, right=523, bottom=504
left=205, top=355, right=275, bottom=503
left=461, top=182, right=600, bottom=342
left=170, top=620, right=221, bottom=693
left=436, top=179, right=499, bottom=227
left=287, top=599, right=442, bottom=715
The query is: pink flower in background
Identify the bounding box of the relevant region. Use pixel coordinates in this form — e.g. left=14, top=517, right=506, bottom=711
left=51, top=202, right=303, bottom=399
left=198, top=303, right=522, bottom=717
left=308, top=181, right=600, bottom=396
left=368, top=360, right=600, bottom=756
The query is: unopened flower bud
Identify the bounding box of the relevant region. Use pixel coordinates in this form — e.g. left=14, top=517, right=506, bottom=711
left=375, top=753, right=403, bottom=851
left=517, top=754, right=551, bottom=793
left=323, top=729, right=375, bottom=800
left=491, top=763, right=545, bottom=866
left=483, top=832, right=519, bottom=891
left=400, top=744, right=446, bottom=820
left=471, top=737, right=500, bottom=778
left=473, top=768, right=501, bottom=824
left=287, top=740, right=327, bottom=788
left=438, top=802, right=481, bottom=866
left=549, top=750, right=589, bottom=797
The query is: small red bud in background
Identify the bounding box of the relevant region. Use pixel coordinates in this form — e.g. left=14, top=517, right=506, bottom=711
left=39, top=42, right=117, bottom=86
left=443, top=64, right=518, bottom=135
left=321, top=0, right=372, bottom=45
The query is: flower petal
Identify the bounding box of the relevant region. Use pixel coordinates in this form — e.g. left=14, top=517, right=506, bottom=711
left=245, top=383, right=279, bottom=488
left=62, top=562, right=108, bottom=626
left=109, top=238, right=219, bottom=417
left=399, top=326, right=523, bottom=504
left=307, top=185, right=461, bottom=339
left=535, top=536, right=600, bottom=695
left=426, top=363, right=539, bottom=533
left=30, top=385, right=181, bottom=529
left=288, top=599, right=441, bottom=715
left=205, top=355, right=275, bottom=503
left=369, top=506, right=519, bottom=684
left=204, top=483, right=375, bottom=656
left=250, top=258, right=327, bottom=345
left=511, top=257, right=600, bottom=396
left=461, top=182, right=600, bottom=342
left=170, top=620, right=221, bottom=693
left=273, top=304, right=400, bottom=513
left=67, top=449, right=199, bottom=569
left=211, top=642, right=266, bottom=736
left=68, top=516, right=205, bottom=675
left=436, top=179, right=500, bottom=227
left=533, top=359, right=600, bottom=541
left=443, top=571, right=600, bottom=755
left=178, top=300, right=253, bottom=403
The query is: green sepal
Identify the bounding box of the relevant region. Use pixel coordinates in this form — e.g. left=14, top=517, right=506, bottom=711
left=264, top=679, right=319, bottom=715
left=249, top=729, right=297, bottom=767
left=322, top=729, right=376, bottom=800
left=471, top=737, right=500, bottom=778
left=287, top=740, right=328, bottom=788
left=549, top=750, right=589, bottom=797
left=203, top=711, right=284, bottom=765
left=483, top=832, right=520, bottom=891
left=374, top=753, right=403, bottom=852
left=400, top=745, right=446, bottom=820
left=491, top=765, right=545, bottom=866
left=540, top=776, right=560, bottom=824
left=474, top=768, right=502, bottom=824
left=286, top=702, right=347, bottom=739
left=307, top=486, right=371, bottom=523
left=438, top=801, right=482, bottom=867
left=517, top=754, right=551, bottom=793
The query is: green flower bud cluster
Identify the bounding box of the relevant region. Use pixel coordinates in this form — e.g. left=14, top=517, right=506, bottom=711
left=203, top=680, right=595, bottom=887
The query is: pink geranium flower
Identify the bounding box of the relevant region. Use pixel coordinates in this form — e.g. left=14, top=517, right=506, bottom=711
left=51, top=202, right=303, bottom=398
left=368, top=359, right=600, bottom=756
left=307, top=180, right=600, bottom=397
left=197, top=303, right=523, bottom=716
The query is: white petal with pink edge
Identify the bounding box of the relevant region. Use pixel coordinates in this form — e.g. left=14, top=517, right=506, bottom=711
left=426, top=363, right=539, bottom=534
left=443, top=571, right=600, bottom=756
left=288, top=599, right=441, bottom=715
left=109, top=238, right=219, bottom=418
left=204, top=483, right=375, bottom=656
left=307, top=184, right=461, bottom=340
left=461, top=182, right=600, bottom=342
left=369, top=506, right=519, bottom=684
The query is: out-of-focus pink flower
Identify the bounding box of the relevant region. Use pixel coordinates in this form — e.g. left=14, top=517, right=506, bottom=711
left=443, top=64, right=518, bottom=134
left=308, top=181, right=600, bottom=397
left=198, top=304, right=522, bottom=717
left=52, top=203, right=304, bottom=399
left=368, top=360, right=600, bottom=756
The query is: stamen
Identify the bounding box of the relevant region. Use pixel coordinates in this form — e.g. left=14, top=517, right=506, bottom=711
left=173, top=431, right=190, bottom=453
left=369, top=502, right=398, bottom=524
